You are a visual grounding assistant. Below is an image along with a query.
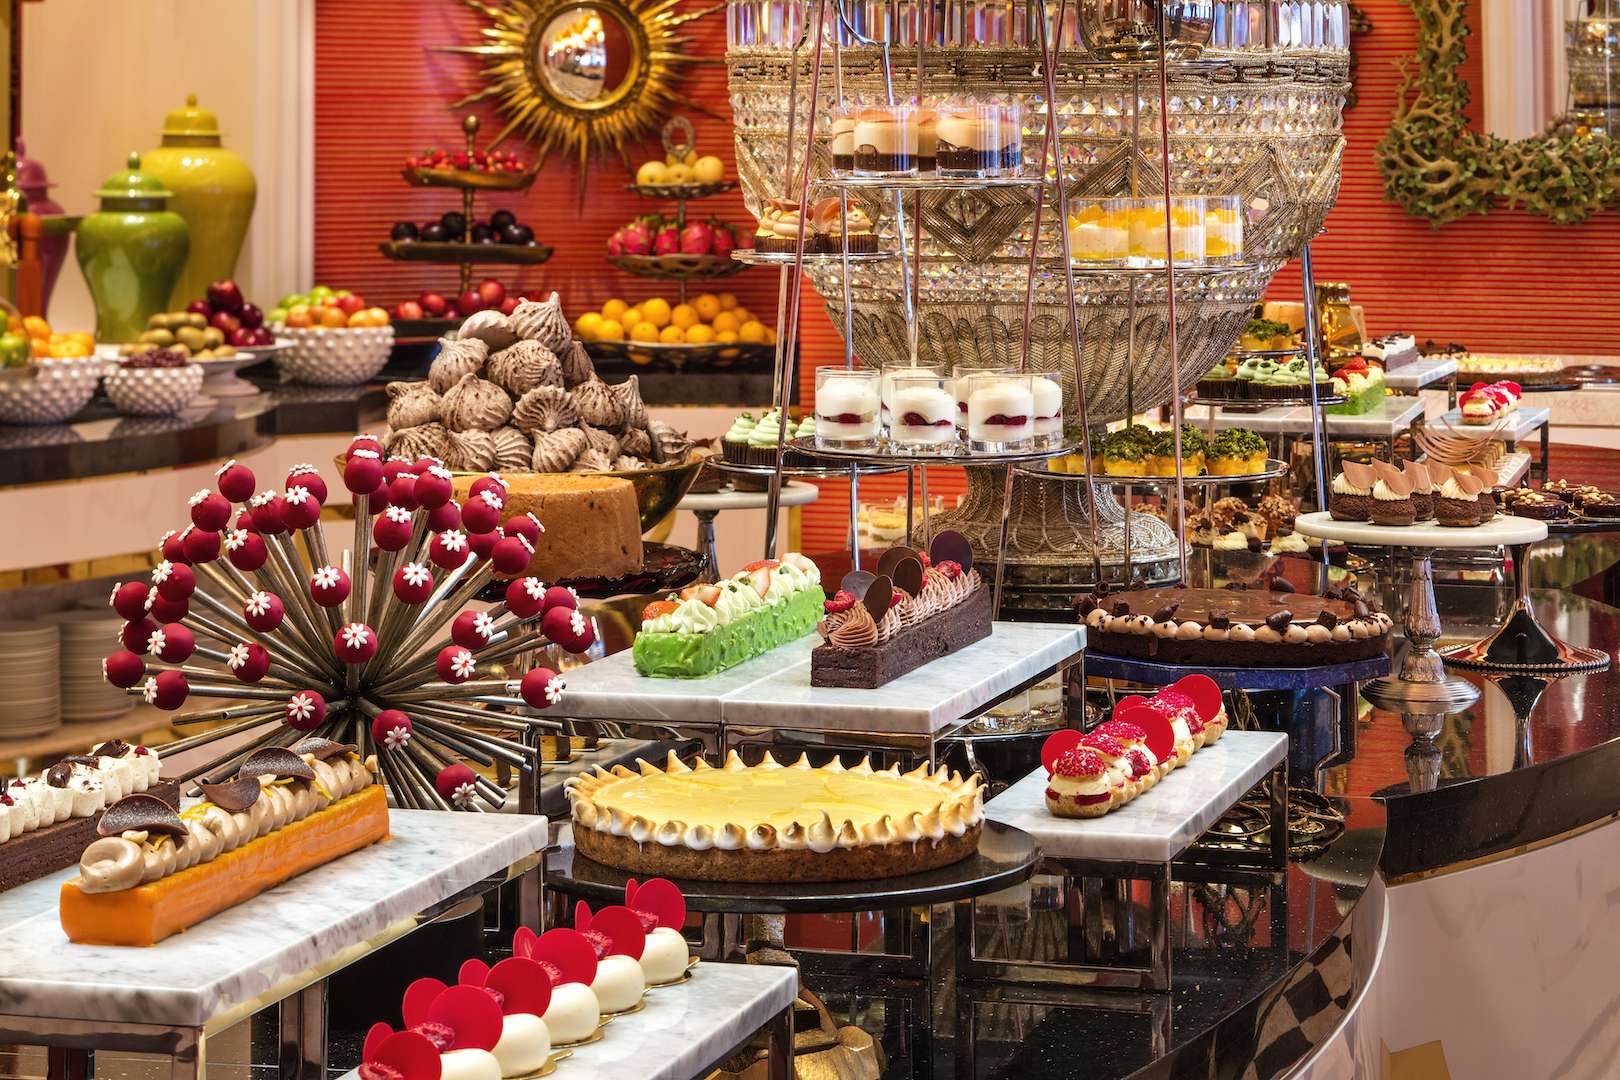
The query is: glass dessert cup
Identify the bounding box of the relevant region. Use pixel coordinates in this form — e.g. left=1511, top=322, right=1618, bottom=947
left=829, top=107, right=857, bottom=174
left=951, top=364, right=1014, bottom=430
left=1031, top=371, right=1065, bottom=449
left=853, top=103, right=918, bottom=177
left=815, top=368, right=881, bottom=449
left=887, top=373, right=959, bottom=455
left=965, top=374, right=1035, bottom=453
left=917, top=106, right=939, bottom=174
left=881, top=362, right=946, bottom=429
left=937, top=100, right=1022, bottom=178
left=1203, top=195, right=1244, bottom=262
left=1066, top=197, right=1131, bottom=264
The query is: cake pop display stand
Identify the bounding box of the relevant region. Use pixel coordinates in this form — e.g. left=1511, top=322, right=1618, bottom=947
left=1293, top=513, right=1550, bottom=706
left=334, top=963, right=798, bottom=1080
left=973, top=730, right=1288, bottom=991
left=0, top=810, right=545, bottom=1080
left=548, top=820, right=1038, bottom=979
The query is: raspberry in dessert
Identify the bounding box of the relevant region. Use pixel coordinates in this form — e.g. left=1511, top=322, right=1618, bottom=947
left=1032, top=373, right=1064, bottom=447
left=814, top=368, right=882, bottom=447
left=881, top=364, right=944, bottom=424
left=853, top=105, right=918, bottom=175
left=965, top=375, right=1035, bottom=450
left=1460, top=380, right=1521, bottom=425
left=1043, top=749, right=1115, bottom=818
left=888, top=374, right=958, bottom=453
left=951, top=365, right=1012, bottom=426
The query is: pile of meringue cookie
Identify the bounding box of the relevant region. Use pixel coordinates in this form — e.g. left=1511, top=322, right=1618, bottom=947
left=383, top=292, right=693, bottom=474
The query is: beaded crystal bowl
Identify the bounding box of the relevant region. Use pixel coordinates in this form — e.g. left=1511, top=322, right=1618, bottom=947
left=0, top=358, right=103, bottom=425
left=104, top=363, right=204, bottom=417
left=274, top=325, right=394, bottom=386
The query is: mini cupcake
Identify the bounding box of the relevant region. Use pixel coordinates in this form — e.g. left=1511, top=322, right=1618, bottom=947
left=1328, top=460, right=1376, bottom=522
left=1197, top=360, right=1239, bottom=400
left=1403, top=459, right=1435, bottom=521
left=1369, top=459, right=1416, bottom=526
left=1433, top=464, right=1482, bottom=527
left=721, top=412, right=756, bottom=463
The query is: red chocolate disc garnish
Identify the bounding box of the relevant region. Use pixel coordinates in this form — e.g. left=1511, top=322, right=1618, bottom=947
left=236, top=746, right=317, bottom=782
left=423, top=984, right=504, bottom=1052
left=401, top=977, right=449, bottom=1030
left=928, top=529, right=974, bottom=574
left=531, top=927, right=598, bottom=986
left=98, top=793, right=188, bottom=838
left=198, top=776, right=264, bottom=813
left=1114, top=704, right=1175, bottom=763
left=1169, top=674, right=1223, bottom=724
left=625, top=877, right=687, bottom=931
left=483, top=957, right=553, bottom=1019
left=1040, top=728, right=1084, bottom=775
left=586, top=904, right=648, bottom=960
left=458, top=957, right=491, bottom=987
left=362, top=1030, right=441, bottom=1080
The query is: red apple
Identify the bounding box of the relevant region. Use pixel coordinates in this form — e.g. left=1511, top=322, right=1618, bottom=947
left=185, top=299, right=213, bottom=317
left=252, top=327, right=276, bottom=346
left=457, top=290, right=487, bottom=315
left=238, top=303, right=264, bottom=329
left=210, top=310, right=241, bottom=335
left=499, top=296, right=519, bottom=316
left=335, top=294, right=366, bottom=316
left=477, top=278, right=506, bottom=307
left=419, top=292, right=449, bottom=317
left=206, top=280, right=244, bottom=313
left=230, top=327, right=258, bottom=347
left=394, top=299, right=425, bottom=320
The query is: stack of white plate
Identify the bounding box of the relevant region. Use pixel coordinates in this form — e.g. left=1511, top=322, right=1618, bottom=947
left=0, top=621, right=61, bottom=737
left=43, top=610, right=134, bottom=723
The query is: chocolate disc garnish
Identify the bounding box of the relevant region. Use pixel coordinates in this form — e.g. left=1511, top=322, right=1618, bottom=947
left=236, top=746, right=317, bottom=782
left=1111, top=600, right=1130, bottom=616
left=875, top=547, right=920, bottom=579
left=890, top=555, right=924, bottom=598
left=840, top=570, right=876, bottom=599
left=46, top=762, right=73, bottom=788
left=291, top=737, right=357, bottom=761
left=1314, top=610, right=1338, bottom=629
left=1353, top=599, right=1371, bottom=619
left=93, top=739, right=132, bottom=758
left=928, top=529, right=973, bottom=574
left=1322, top=585, right=1343, bottom=601
left=61, top=754, right=99, bottom=768
left=1152, top=602, right=1180, bottom=622
left=1209, top=610, right=1231, bottom=630
left=1271, top=578, right=1296, bottom=594
left=1095, top=580, right=1110, bottom=596
left=198, top=776, right=264, bottom=813
left=1075, top=594, right=1098, bottom=616
left=98, top=793, right=188, bottom=838
left=860, top=574, right=895, bottom=623
left=1265, top=610, right=1293, bottom=631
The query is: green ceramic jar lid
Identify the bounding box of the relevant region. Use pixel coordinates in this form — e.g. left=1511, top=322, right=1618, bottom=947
left=95, top=152, right=174, bottom=204
left=160, top=93, right=223, bottom=141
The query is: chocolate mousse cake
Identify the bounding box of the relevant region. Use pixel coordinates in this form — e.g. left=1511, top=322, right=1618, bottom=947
left=1077, top=584, right=1392, bottom=666
left=853, top=106, right=917, bottom=174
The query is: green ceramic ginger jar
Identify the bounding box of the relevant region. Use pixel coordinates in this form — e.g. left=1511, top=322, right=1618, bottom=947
left=142, top=93, right=258, bottom=308
left=75, top=152, right=190, bottom=343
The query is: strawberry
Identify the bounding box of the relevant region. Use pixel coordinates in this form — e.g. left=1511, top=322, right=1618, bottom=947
left=680, top=584, right=722, bottom=606
left=918, top=551, right=932, bottom=568
left=748, top=567, right=773, bottom=597
left=824, top=590, right=855, bottom=614
left=743, top=559, right=781, bottom=572
left=935, top=559, right=963, bottom=580
left=642, top=599, right=679, bottom=622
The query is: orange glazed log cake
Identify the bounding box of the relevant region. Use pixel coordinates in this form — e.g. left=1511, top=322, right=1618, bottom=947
left=60, top=739, right=388, bottom=946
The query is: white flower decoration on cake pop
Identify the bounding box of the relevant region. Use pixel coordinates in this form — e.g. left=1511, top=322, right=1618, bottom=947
left=429, top=465, right=452, bottom=480
left=313, top=566, right=343, bottom=589
left=569, top=610, right=587, bottom=638
left=450, top=780, right=478, bottom=808
left=250, top=490, right=278, bottom=508
left=245, top=591, right=274, bottom=617
left=450, top=650, right=476, bottom=679
left=109, top=583, right=121, bottom=605
left=287, top=692, right=318, bottom=723
left=216, top=459, right=237, bottom=477
left=383, top=723, right=411, bottom=749
left=286, top=485, right=312, bottom=506
left=188, top=489, right=213, bottom=508
left=290, top=462, right=317, bottom=475
left=224, top=529, right=249, bottom=551
left=473, top=612, right=496, bottom=640
left=438, top=530, right=468, bottom=552
left=143, top=591, right=157, bottom=612
left=522, top=578, right=547, bottom=599
left=525, top=512, right=545, bottom=534
left=141, top=678, right=159, bottom=704
left=385, top=505, right=411, bottom=524
left=227, top=643, right=251, bottom=670
left=544, top=675, right=566, bottom=705
left=158, top=529, right=178, bottom=548
left=147, top=628, right=167, bottom=655
left=401, top=562, right=431, bottom=588
left=340, top=623, right=371, bottom=649
left=350, top=448, right=380, bottom=461
left=101, top=657, right=109, bottom=679
left=151, top=561, right=174, bottom=585
left=477, top=489, right=504, bottom=511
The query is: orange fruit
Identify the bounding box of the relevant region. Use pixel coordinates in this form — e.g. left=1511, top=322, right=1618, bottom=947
left=670, top=303, right=699, bottom=330
left=596, top=319, right=625, bottom=342
left=640, top=297, right=672, bottom=328
left=319, top=306, right=349, bottom=328
left=732, top=307, right=754, bottom=327
left=711, top=311, right=740, bottom=335
left=685, top=323, right=716, bottom=344
left=22, top=316, right=50, bottom=339
left=738, top=320, right=767, bottom=344
left=575, top=312, right=604, bottom=340
left=601, top=298, right=629, bottom=322
left=693, top=294, right=721, bottom=322
left=717, top=292, right=739, bottom=311
left=629, top=321, right=660, bottom=343
left=659, top=324, right=685, bottom=344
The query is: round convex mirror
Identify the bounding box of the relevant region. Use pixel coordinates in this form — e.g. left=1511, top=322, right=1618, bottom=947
left=537, top=6, right=637, bottom=107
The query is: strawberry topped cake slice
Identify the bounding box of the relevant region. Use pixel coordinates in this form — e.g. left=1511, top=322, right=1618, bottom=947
left=1460, top=380, right=1522, bottom=425
left=632, top=553, right=824, bottom=677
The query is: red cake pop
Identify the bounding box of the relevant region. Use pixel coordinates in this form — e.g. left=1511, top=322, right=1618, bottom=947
left=110, top=580, right=149, bottom=621
left=413, top=455, right=445, bottom=472
left=349, top=433, right=383, bottom=457
left=310, top=565, right=352, bottom=608
left=505, top=577, right=546, bottom=619
left=388, top=471, right=420, bottom=512
left=461, top=489, right=503, bottom=534
left=451, top=609, right=497, bottom=649
left=153, top=560, right=196, bottom=601
left=287, top=464, right=327, bottom=505
left=367, top=483, right=393, bottom=514
left=502, top=512, right=543, bottom=547
left=543, top=585, right=578, bottom=613
left=144, top=670, right=189, bottom=711
left=284, top=486, right=323, bottom=530
left=490, top=535, right=532, bottom=576
left=189, top=489, right=233, bottom=532
left=382, top=457, right=414, bottom=485
left=103, top=651, right=145, bottom=689
left=429, top=529, right=470, bottom=570
left=435, top=764, right=479, bottom=808
left=147, top=592, right=189, bottom=623
left=372, top=709, right=413, bottom=748
left=335, top=622, right=378, bottom=664
left=436, top=645, right=477, bottom=684
left=373, top=505, right=414, bottom=551
left=150, top=623, right=195, bottom=664
left=426, top=500, right=461, bottom=533
left=250, top=491, right=289, bottom=535
left=394, top=561, right=435, bottom=604
left=286, top=689, right=326, bottom=731
left=344, top=449, right=384, bottom=495
left=467, top=528, right=502, bottom=561
left=414, top=466, right=453, bottom=510
left=234, top=509, right=256, bottom=533
left=468, top=473, right=508, bottom=502
left=225, top=528, right=269, bottom=572
left=542, top=605, right=594, bottom=653
left=159, top=530, right=189, bottom=565
left=182, top=528, right=220, bottom=563
left=226, top=642, right=271, bottom=683
left=515, top=667, right=564, bottom=709
left=121, top=617, right=158, bottom=653
left=215, top=460, right=257, bottom=503
left=243, top=590, right=285, bottom=632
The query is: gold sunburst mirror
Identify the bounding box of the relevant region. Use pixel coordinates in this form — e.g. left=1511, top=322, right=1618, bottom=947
left=442, top=0, right=720, bottom=189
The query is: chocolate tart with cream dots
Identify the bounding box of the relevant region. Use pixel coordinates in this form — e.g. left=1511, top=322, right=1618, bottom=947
left=1076, top=585, right=1392, bottom=666
left=567, top=749, right=983, bottom=883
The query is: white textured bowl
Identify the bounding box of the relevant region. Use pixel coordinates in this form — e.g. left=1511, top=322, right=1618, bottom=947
left=273, top=325, right=394, bottom=386
left=0, top=358, right=104, bottom=425
left=104, top=364, right=204, bottom=416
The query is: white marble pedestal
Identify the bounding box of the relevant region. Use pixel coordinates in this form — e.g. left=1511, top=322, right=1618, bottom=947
left=0, top=809, right=548, bottom=1080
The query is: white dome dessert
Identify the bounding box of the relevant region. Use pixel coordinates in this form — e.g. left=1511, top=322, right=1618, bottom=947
left=439, top=1047, right=502, bottom=1080
left=589, top=954, right=645, bottom=1013
left=541, top=982, right=600, bottom=1044
left=638, top=926, right=690, bottom=984
left=491, top=1013, right=551, bottom=1077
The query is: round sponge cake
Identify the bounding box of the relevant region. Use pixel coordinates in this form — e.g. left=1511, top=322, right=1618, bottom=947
left=453, top=473, right=643, bottom=582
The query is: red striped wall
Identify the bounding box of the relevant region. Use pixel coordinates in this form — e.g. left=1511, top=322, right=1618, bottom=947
left=314, top=0, right=1620, bottom=556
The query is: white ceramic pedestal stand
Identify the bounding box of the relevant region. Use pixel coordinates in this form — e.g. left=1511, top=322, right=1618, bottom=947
left=1293, top=512, right=1548, bottom=712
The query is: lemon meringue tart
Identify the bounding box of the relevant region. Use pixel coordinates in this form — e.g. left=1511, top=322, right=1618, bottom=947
left=566, top=750, right=984, bottom=882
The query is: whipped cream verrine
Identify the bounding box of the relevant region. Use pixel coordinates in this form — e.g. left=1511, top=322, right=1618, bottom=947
left=815, top=368, right=881, bottom=447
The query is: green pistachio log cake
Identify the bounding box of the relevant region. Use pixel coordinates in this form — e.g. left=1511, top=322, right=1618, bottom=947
left=633, top=553, right=825, bottom=677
